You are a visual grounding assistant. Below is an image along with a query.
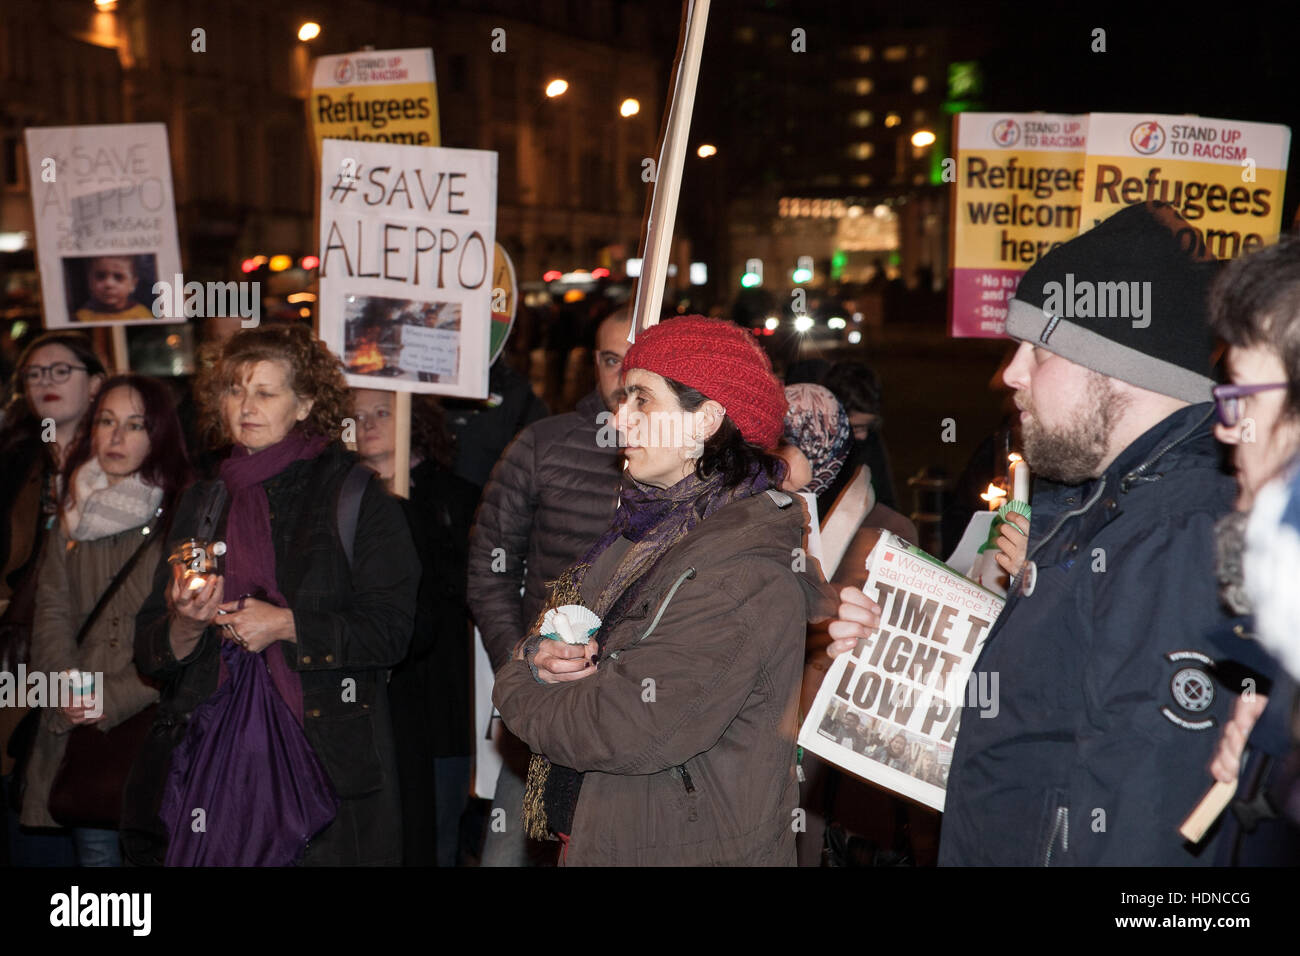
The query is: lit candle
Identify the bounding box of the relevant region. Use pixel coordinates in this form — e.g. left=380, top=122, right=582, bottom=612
left=980, top=482, right=1008, bottom=511
left=1009, top=453, right=1030, bottom=503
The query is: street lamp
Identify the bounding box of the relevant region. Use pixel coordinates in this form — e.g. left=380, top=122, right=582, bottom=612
left=697, top=144, right=717, bottom=158
left=911, top=129, right=936, bottom=148
left=620, top=98, right=640, bottom=117
left=297, top=21, right=321, bottom=41
left=546, top=79, right=569, bottom=98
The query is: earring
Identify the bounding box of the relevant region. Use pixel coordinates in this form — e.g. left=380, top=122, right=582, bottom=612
left=685, top=434, right=704, bottom=460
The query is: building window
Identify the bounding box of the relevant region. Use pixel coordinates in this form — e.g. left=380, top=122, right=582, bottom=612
left=912, top=75, right=928, bottom=94
left=884, top=45, right=908, bottom=61
left=734, top=26, right=755, bottom=43
left=885, top=113, right=901, bottom=128
left=849, top=110, right=873, bottom=127
left=850, top=45, right=873, bottom=62
left=848, top=142, right=874, bottom=160
left=853, top=174, right=873, bottom=187
left=854, top=78, right=873, bottom=95
left=913, top=109, right=928, bottom=124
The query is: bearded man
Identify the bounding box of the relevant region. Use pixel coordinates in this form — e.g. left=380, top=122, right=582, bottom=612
left=830, top=202, right=1247, bottom=865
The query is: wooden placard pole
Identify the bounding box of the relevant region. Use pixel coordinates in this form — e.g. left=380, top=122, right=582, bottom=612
left=392, top=391, right=412, bottom=498
left=110, top=325, right=129, bottom=373
left=1179, top=778, right=1237, bottom=843
left=629, top=0, right=711, bottom=341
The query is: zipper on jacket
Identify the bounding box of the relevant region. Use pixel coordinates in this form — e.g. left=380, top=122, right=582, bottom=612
left=676, top=763, right=699, bottom=822
left=606, top=567, right=697, bottom=661
left=1043, top=805, right=1069, bottom=866
left=1120, top=405, right=1214, bottom=493
left=1012, top=479, right=1107, bottom=595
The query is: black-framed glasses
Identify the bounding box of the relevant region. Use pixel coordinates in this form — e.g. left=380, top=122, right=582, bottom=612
left=1212, top=382, right=1288, bottom=427
left=20, top=362, right=88, bottom=385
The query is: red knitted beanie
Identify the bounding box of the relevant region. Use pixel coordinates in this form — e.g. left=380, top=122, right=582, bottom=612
left=621, top=316, right=787, bottom=449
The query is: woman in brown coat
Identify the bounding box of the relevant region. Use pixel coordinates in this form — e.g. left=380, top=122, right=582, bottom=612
left=493, top=317, right=836, bottom=865
left=21, top=375, right=190, bottom=865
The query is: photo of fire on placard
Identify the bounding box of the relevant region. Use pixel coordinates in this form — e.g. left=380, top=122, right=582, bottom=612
left=342, top=293, right=461, bottom=385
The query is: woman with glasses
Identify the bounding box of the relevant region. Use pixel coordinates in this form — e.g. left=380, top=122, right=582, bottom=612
left=1203, top=237, right=1300, bottom=865
left=1, top=332, right=106, bottom=866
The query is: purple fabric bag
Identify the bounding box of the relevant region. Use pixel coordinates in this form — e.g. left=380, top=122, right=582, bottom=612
left=160, top=640, right=339, bottom=866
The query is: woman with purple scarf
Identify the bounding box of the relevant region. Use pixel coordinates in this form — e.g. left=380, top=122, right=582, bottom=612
left=122, top=324, right=419, bottom=866
left=493, top=316, right=837, bottom=866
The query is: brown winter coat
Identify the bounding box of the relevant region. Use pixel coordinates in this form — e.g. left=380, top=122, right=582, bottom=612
left=20, top=520, right=161, bottom=828
left=493, top=488, right=837, bottom=866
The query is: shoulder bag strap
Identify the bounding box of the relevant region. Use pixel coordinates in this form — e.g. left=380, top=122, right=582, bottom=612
left=73, top=507, right=166, bottom=648
left=336, top=463, right=371, bottom=569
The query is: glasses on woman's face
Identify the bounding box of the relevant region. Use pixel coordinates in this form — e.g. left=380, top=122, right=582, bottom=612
left=21, top=362, right=88, bottom=385
left=1212, top=382, right=1288, bottom=427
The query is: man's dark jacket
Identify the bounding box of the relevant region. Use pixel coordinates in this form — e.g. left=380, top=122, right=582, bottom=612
left=940, top=404, right=1244, bottom=866
left=468, top=389, right=622, bottom=670
left=123, top=443, right=419, bottom=866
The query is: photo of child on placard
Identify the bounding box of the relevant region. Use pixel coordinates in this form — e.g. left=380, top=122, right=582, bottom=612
left=62, top=253, right=157, bottom=322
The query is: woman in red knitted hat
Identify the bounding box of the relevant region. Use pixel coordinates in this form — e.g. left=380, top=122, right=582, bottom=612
left=493, top=315, right=836, bottom=865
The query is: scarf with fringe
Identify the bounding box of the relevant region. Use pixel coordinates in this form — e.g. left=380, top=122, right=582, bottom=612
left=522, top=460, right=776, bottom=841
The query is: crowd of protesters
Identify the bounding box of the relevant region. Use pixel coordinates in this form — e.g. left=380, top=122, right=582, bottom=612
left=1, top=199, right=1299, bottom=867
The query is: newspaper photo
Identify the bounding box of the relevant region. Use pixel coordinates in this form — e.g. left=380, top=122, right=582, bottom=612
left=798, top=531, right=1005, bottom=811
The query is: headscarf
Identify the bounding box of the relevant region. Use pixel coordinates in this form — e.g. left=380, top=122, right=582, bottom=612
left=782, top=383, right=851, bottom=493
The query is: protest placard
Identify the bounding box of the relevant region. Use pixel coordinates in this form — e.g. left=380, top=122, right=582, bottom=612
left=1078, top=112, right=1290, bottom=258
left=798, top=532, right=1005, bottom=811
left=489, top=243, right=518, bottom=365
left=309, top=48, right=439, bottom=156
left=949, top=113, right=1087, bottom=338
left=318, top=138, right=496, bottom=399
left=24, top=123, right=182, bottom=328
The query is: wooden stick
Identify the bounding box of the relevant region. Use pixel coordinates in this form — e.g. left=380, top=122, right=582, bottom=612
left=1179, top=778, right=1237, bottom=843
left=110, top=325, right=130, bottom=373
left=391, top=390, right=411, bottom=499
left=629, top=0, right=711, bottom=339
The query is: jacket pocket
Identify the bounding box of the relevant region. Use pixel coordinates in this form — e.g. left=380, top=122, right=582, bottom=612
left=308, top=710, right=384, bottom=799
left=1038, top=788, right=1070, bottom=867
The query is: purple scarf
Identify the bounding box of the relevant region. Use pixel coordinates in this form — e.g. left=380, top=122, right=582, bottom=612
left=160, top=429, right=338, bottom=866
left=217, top=429, right=329, bottom=721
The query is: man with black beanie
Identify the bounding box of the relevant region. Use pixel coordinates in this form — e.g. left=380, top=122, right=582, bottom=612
left=830, top=202, right=1248, bottom=865
left=940, top=201, right=1248, bottom=864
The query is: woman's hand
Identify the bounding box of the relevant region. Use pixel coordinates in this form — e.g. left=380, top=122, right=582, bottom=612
left=216, top=597, right=296, bottom=653
left=825, top=586, right=883, bottom=659
left=993, top=512, right=1030, bottom=577
left=1210, top=692, right=1269, bottom=784
left=57, top=701, right=104, bottom=726
left=167, top=564, right=224, bottom=637
left=524, top=637, right=599, bottom=684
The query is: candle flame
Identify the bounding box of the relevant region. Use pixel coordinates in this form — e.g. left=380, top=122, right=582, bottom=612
left=980, top=482, right=1008, bottom=505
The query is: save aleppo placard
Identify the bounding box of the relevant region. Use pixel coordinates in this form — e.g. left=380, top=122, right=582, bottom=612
left=24, top=123, right=183, bottom=327
left=318, top=138, right=497, bottom=398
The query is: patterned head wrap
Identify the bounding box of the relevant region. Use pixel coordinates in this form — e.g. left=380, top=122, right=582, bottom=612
left=782, top=383, right=851, bottom=493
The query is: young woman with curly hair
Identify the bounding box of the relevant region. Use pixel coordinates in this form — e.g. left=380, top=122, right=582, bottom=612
left=123, top=323, right=420, bottom=866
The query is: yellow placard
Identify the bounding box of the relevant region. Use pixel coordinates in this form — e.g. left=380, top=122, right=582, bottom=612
left=310, top=49, right=440, bottom=157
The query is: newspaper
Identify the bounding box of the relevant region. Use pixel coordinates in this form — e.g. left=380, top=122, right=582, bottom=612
left=798, top=531, right=1005, bottom=810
